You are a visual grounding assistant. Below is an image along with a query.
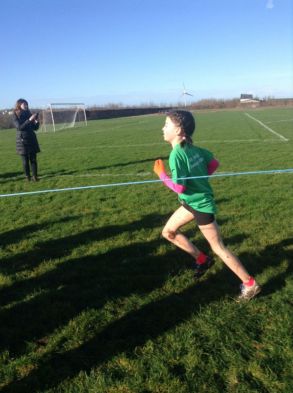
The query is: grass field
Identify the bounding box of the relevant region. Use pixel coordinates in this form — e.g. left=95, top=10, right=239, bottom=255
left=0, top=107, right=292, bottom=392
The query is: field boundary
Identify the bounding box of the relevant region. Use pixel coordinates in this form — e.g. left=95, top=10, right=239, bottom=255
left=245, top=112, right=289, bottom=141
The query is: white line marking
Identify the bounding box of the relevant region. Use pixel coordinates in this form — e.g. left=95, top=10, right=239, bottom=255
left=47, top=172, right=152, bottom=178
left=194, top=139, right=286, bottom=143
left=0, top=172, right=153, bottom=182
left=266, top=118, right=293, bottom=124
left=37, top=139, right=286, bottom=152
left=245, top=113, right=289, bottom=141
left=57, top=142, right=166, bottom=149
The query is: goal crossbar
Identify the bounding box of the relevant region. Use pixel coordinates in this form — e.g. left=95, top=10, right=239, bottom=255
left=42, top=103, right=87, bottom=132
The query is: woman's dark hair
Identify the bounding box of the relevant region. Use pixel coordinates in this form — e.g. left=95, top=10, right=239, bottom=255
left=14, top=98, right=29, bottom=115
left=166, top=110, right=196, bottom=145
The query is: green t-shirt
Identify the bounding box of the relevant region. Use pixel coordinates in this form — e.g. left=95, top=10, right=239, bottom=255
left=169, top=143, right=217, bottom=214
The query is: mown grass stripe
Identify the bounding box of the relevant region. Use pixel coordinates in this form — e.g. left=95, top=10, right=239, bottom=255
left=1, top=168, right=292, bottom=198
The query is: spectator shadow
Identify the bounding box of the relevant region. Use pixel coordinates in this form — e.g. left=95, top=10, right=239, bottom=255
left=1, top=216, right=290, bottom=392
left=0, top=213, right=169, bottom=277
left=0, top=216, right=248, bottom=358
left=29, top=156, right=169, bottom=181
left=0, top=212, right=171, bottom=351
left=1, top=268, right=231, bottom=393
left=39, top=168, right=82, bottom=179
left=0, top=238, right=183, bottom=355
left=0, top=214, right=86, bottom=248
left=0, top=171, right=24, bottom=183
left=85, top=156, right=169, bottom=172
left=4, top=234, right=292, bottom=393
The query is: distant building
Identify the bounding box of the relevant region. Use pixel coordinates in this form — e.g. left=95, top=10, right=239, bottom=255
left=240, top=93, right=259, bottom=104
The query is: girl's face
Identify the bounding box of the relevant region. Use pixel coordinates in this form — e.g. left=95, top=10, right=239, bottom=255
left=162, top=116, right=181, bottom=145
left=20, top=102, right=28, bottom=110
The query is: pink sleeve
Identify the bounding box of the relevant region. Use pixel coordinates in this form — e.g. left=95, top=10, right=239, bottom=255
left=207, top=159, right=219, bottom=175
left=159, top=172, right=186, bottom=194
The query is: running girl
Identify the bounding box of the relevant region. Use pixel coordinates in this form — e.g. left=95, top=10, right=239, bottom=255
left=153, top=110, right=261, bottom=301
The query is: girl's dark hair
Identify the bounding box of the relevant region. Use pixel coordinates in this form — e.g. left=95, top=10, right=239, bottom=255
left=166, top=110, right=196, bottom=145
left=14, top=98, right=29, bottom=115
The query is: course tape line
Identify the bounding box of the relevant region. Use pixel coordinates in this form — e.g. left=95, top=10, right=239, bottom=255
left=1, top=168, right=293, bottom=198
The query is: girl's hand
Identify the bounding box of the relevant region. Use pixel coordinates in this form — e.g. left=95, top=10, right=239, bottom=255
left=153, top=159, right=166, bottom=177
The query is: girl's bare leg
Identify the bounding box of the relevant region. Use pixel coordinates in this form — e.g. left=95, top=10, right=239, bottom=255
left=198, top=220, right=250, bottom=282
left=162, top=206, right=201, bottom=258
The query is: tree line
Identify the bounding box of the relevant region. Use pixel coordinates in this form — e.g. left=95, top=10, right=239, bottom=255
left=1, top=98, right=292, bottom=130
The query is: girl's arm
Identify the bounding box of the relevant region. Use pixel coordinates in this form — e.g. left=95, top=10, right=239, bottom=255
left=154, top=159, right=186, bottom=194
left=159, top=172, right=186, bottom=194
left=207, top=158, right=219, bottom=175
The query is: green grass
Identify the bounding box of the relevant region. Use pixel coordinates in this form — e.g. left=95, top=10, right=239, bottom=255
left=0, top=107, right=292, bottom=392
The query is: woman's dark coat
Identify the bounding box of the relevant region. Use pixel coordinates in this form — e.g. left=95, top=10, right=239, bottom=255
left=13, top=110, right=40, bottom=155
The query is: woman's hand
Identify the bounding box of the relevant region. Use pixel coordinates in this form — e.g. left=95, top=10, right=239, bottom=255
left=153, top=159, right=166, bottom=177
left=29, top=113, right=38, bottom=122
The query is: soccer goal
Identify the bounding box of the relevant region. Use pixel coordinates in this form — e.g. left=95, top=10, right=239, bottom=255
left=41, top=103, right=87, bottom=132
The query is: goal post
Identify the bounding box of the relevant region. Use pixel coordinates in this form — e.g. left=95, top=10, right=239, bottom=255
left=41, top=103, right=87, bottom=132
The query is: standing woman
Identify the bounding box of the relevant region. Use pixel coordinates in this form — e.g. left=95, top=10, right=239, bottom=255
left=13, top=98, right=40, bottom=181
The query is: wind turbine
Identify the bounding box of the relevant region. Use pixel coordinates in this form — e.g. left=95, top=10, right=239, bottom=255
left=181, top=83, right=193, bottom=107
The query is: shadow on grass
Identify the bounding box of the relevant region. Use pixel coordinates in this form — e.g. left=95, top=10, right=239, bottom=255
left=0, top=212, right=174, bottom=351
left=0, top=212, right=169, bottom=276
left=0, top=214, right=246, bottom=352
left=0, top=214, right=86, bottom=248
left=0, top=240, right=175, bottom=352
left=39, top=168, right=78, bottom=179
left=85, top=156, right=169, bottom=172
left=37, top=156, right=169, bottom=180
left=0, top=169, right=80, bottom=183
left=4, top=233, right=292, bottom=393
left=1, top=219, right=291, bottom=391
left=237, top=237, right=293, bottom=298
left=0, top=171, right=24, bottom=183
left=1, top=268, right=233, bottom=393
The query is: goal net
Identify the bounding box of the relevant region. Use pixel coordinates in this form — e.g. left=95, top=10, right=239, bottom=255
left=41, top=103, right=87, bottom=132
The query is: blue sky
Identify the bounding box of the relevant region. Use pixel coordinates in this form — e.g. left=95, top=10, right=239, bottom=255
left=1, top=0, right=292, bottom=109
